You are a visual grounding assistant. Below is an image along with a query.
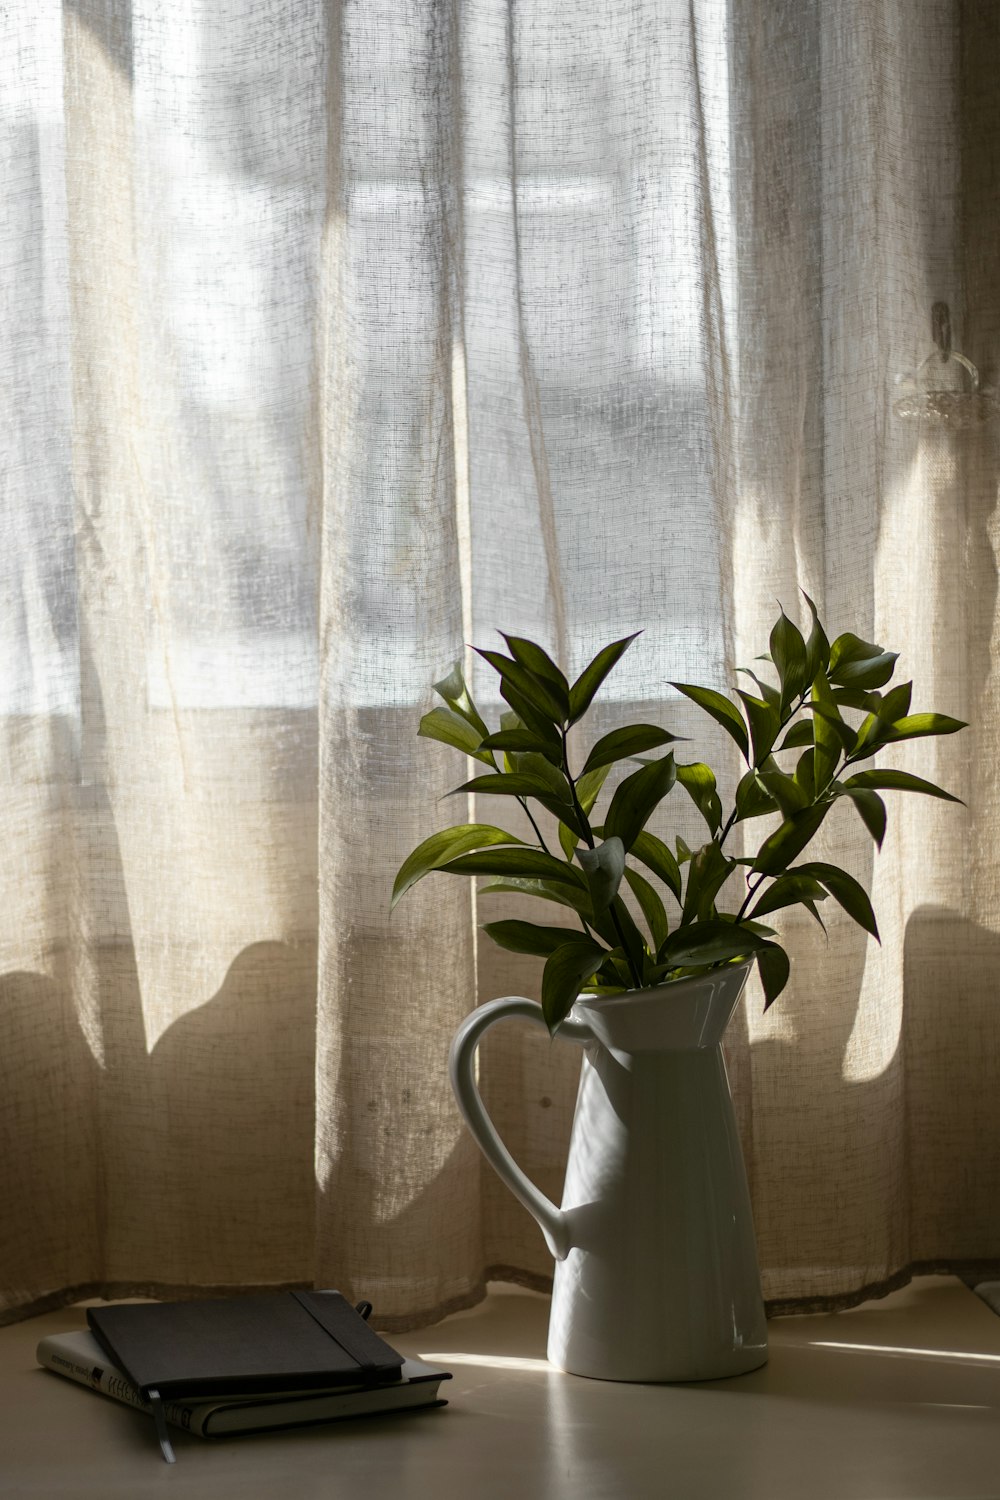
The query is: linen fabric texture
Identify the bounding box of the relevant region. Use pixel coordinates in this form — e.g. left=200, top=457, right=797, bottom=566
left=1, top=0, right=998, bottom=1328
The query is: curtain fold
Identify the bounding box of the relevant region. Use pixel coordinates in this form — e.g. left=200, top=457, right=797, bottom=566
left=2, top=0, right=998, bottom=1329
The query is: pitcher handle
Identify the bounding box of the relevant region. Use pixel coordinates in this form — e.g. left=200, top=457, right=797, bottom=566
left=449, top=996, right=591, bottom=1262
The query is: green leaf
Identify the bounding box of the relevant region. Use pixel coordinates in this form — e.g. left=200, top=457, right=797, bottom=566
left=640, top=949, right=662, bottom=986
left=604, top=754, right=678, bottom=850
left=641, top=960, right=679, bottom=986
left=852, top=711, right=882, bottom=756
left=669, top=684, right=749, bottom=761
left=735, top=770, right=779, bottom=822
left=835, top=785, right=887, bottom=847
left=478, top=877, right=586, bottom=915
left=446, top=772, right=583, bottom=834
left=877, top=682, right=913, bottom=722
left=881, top=712, right=967, bottom=743
left=802, top=898, right=828, bottom=932
left=495, top=710, right=523, bottom=772
left=479, top=728, right=562, bottom=764
left=607, top=895, right=648, bottom=971
left=718, top=913, right=778, bottom=938
left=558, top=821, right=579, bottom=861
left=748, top=873, right=829, bottom=921
left=482, top=919, right=583, bottom=958
left=830, top=686, right=877, bottom=711
left=777, top=719, right=815, bottom=751
left=737, top=669, right=780, bottom=710
left=736, top=690, right=780, bottom=763
left=598, top=948, right=634, bottom=991
left=659, top=920, right=766, bottom=968
left=843, top=769, right=963, bottom=803
left=828, top=632, right=885, bottom=673
left=795, top=749, right=817, bottom=800
left=580, top=724, right=682, bottom=776
left=628, top=830, right=683, bottom=902
left=756, top=943, right=791, bottom=1010
left=419, top=707, right=493, bottom=764
left=770, top=610, right=809, bottom=713
left=432, top=661, right=466, bottom=703
left=839, top=654, right=899, bottom=689
left=568, top=633, right=642, bottom=724
left=791, top=861, right=880, bottom=940
left=675, top=762, right=723, bottom=835
left=391, top=824, right=526, bottom=909
left=810, top=674, right=846, bottom=789
left=756, top=757, right=810, bottom=818
left=681, top=840, right=736, bottom=925
left=577, top=837, right=626, bottom=913
left=576, top=762, right=613, bottom=815
left=851, top=693, right=951, bottom=760
left=828, top=633, right=899, bottom=689
left=753, top=803, right=830, bottom=877
left=801, top=701, right=858, bottom=754
left=476, top=648, right=568, bottom=725
left=542, top=941, right=611, bottom=1031
left=432, top=662, right=490, bottom=738
left=496, top=683, right=564, bottom=746
left=439, top=848, right=589, bottom=886
left=624, top=867, right=670, bottom=953
left=802, top=592, right=830, bottom=681
left=499, top=635, right=570, bottom=699
left=516, top=752, right=574, bottom=797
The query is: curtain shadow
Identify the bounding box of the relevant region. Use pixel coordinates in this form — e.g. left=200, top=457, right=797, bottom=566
left=140, top=939, right=317, bottom=1287
left=63, top=0, right=133, bottom=80
left=735, top=921, right=881, bottom=1310
left=751, top=904, right=1000, bottom=1316
left=0, top=967, right=103, bottom=1318
left=1, top=939, right=317, bottom=1324
left=902, top=905, right=1000, bottom=1264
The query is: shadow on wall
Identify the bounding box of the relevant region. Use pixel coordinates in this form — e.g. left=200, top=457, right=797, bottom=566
left=0, top=940, right=316, bottom=1322
left=4, top=909, right=998, bottom=1328
left=308, top=900, right=1000, bottom=1328
left=311, top=1000, right=580, bottom=1331
left=901, top=905, right=1000, bottom=1260
left=745, top=904, right=1000, bottom=1312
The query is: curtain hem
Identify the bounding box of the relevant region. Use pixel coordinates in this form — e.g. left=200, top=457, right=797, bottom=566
left=375, top=1265, right=556, bottom=1334
left=0, top=1279, right=314, bottom=1330
left=6, top=1258, right=999, bottom=1331
left=763, top=1259, right=1000, bottom=1318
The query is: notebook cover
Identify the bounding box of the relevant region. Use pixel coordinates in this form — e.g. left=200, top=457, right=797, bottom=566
left=86, top=1292, right=405, bottom=1400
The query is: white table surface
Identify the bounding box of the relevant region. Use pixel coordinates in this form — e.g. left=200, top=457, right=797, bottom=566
left=2, top=1276, right=998, bottom=1499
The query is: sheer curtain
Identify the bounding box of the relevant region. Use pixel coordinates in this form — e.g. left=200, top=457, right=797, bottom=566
left=2, top=0, right=997, bottom=1329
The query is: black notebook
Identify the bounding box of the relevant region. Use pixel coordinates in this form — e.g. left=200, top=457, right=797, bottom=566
left=87, top=1291, right=405, bottom=1462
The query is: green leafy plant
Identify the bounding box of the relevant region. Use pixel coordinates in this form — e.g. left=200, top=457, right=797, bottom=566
left=391, top=601, right=966, bottom=1032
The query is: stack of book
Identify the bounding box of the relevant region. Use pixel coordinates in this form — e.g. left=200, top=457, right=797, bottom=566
left=37, top=1291, right=450, bottom=1462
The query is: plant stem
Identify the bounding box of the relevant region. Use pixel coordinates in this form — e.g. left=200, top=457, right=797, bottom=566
left=715, top=684, right=812, bottom=858
left=518, top=797, right=552, bottom=856
left=518, top=794, right=596, bottom=945
left=710, top=684, right=818, bottom=931
left=560, top=729, right=643, bottom=988
left=715, top=803, right=741, bottom=852
left=735, top=875, right=764, bottom=923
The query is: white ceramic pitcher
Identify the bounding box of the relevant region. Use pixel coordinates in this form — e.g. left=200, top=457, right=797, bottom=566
left=449, top=959, right=767, bottom=1382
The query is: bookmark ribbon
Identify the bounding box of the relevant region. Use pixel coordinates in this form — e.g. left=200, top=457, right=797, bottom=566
left=147, top=1389, right=176, bottom=1464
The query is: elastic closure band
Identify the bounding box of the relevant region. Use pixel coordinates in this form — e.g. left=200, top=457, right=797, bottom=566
left=290, top=1291, right=400, bottom=1384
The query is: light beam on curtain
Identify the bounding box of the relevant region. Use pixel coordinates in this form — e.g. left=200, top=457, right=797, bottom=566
left=1, top=0, right=997, bottom=1330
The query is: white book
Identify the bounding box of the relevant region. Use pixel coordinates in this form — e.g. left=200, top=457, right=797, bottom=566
left=37, top=1329, right=450, bottom=1439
